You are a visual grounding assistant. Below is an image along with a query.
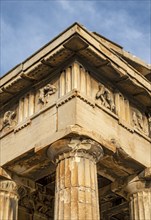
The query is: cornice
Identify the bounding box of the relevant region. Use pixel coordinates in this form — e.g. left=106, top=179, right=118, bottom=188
left=0, top=23, right=150, bottom=108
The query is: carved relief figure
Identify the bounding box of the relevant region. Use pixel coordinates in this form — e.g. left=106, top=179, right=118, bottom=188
left=39, top=83, right=56, bottom=105
left=147, top=111, right=151, bottom=136
left=2, top=110, right=16, bottom=129
left=132, top=111, right=143, bottom=131
left=149, top=115, right=151, bottom=136
left=96, top=83, right=115, bottom=112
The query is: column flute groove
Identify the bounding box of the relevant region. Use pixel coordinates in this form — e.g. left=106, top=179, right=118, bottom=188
left=47, top=138, right=103, bottom=220
left=125, top=175, right=151, bottom=220
left=0, top=180, right=19, bottom=220
left=129, top=189, right=151, bottom=220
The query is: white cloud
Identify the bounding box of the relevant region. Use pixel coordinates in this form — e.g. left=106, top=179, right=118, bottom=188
left=1, top=0, right=150, bottom=76
left=58, top=0, right=74, bottom=12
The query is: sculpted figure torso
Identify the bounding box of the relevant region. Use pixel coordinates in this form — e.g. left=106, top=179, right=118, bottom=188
left=96, top=83, right=115, bottom=112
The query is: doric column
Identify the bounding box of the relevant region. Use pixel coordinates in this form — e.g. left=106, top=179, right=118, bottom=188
left=47, top=138, right=103, bottom=220
left=0, top=179, right=19, bottom=220
left=129, top=189, right=151, bottom=220
left=125, top=174, right=151, bottom=220
left=111, top=168, right=151, bottom=220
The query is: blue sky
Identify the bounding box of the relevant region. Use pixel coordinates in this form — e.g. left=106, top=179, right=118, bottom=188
left=1, top=0, right=151, bottom=76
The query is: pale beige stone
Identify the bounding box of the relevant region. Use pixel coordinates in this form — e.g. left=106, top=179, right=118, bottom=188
left=0, top=180, right=19, bottom=220
left=47, top=138, right=103, bottom=220
left=130, top=190, right=151, bottom=220
left=0, top=22, right=151, bottom=219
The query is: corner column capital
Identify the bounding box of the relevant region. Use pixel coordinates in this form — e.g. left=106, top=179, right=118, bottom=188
left=47, top=137, right=104, bottom=163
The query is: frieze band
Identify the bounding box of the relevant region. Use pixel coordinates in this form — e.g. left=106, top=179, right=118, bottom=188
left=0, top=61, right=150, bottom=139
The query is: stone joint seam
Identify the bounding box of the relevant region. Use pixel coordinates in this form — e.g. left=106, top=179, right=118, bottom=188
left=56, top=151, right=96, bottom=164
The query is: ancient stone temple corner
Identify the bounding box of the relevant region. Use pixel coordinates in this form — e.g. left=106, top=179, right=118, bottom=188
left=0, top=23, right=151, bottom=220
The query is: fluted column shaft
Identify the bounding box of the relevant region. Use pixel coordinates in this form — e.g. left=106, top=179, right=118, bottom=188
left=129, top=189, right=151, bottom=220
left=124, top=174, right=151, bottom=220
left=54, top=152, right=99, bottom=220
left=47, top=138, right=103, bottom=220
left=0, top=180, right=19, bottom=220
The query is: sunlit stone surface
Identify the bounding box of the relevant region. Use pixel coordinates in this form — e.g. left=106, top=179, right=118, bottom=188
left=0, top=23, right=150, bottom=220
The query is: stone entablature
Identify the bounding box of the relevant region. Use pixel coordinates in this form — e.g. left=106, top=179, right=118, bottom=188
left=0, top=60, right=150, bottom=140
left=0, top=63, right=150, bottom=177
left=0, top=24, right=150, bottom=108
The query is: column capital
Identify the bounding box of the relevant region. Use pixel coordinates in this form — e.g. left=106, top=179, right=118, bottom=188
left=47, top=137, right=104, bottom=163
left=126, top=172, right=151, bottom=220
left=0, top=179, right=19, bottom=195
left=0, top=167, right=36, bottom=195
left=124, top=176, right=151, bottom=197
left=0, top=167, right=19, bottom=196
left=111, top=171, right=151, bottom=200
left=51, top=137, right=101, bottom=220
left=0, top=179, right=20, bottom=220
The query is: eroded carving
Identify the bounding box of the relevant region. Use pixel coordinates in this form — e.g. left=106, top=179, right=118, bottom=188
left=1, top=110, right=16, bottom=130
left=18, top=185, right=29, bottom=198
left=39, top=83, right=56, bottom=105
left=147, top=111, right=151, bottom=136
left=96, top=83, right=115, bottom=112
left=19, top=184, right=53, bottom=217
left=132, top=111, right=143, bottom=131
left=47, top=137, right=104, bottom=163
left=68, top=138, right=104, bottom=161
